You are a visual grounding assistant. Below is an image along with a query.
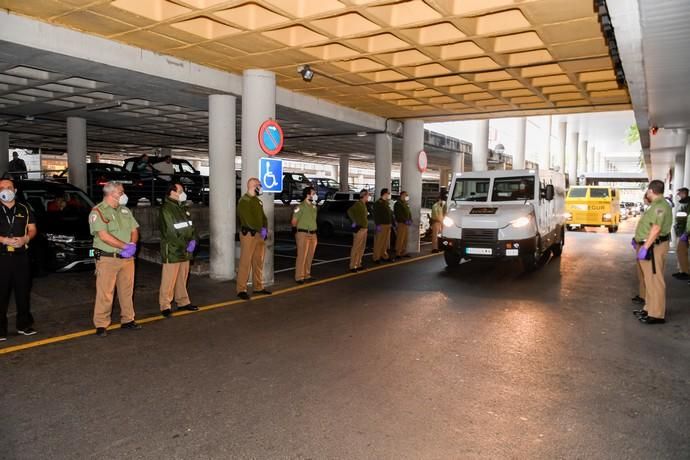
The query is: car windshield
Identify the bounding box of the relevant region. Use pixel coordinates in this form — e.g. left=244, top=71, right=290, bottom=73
left=22, top=188, right=94, bottom=214
left=323, top=179, right=338, bottom=188
left=491, top=176, right=535, bottom=202
left=173, top=161, right=196, bottom=174
left=451, top=178, right=490, bottom=202
left=291, top=174, right=310, bottom=183
left=589, top=187, right=609, bottom=198
left=568, top=187, right=587, bottom=198
left=93, top=164, right=124, bottom=173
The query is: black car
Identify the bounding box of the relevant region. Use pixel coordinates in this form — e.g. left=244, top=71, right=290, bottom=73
left=53, top=163, right=144, bottom=203
left=278, top=172, right=313, bottom=204
left=15, top=180, right=95, bottom=273
left=123, top=155, right=208, bottom=205
left=312, top=177, right=340, bottom=202
left=316, top=199, right=376, bottom=237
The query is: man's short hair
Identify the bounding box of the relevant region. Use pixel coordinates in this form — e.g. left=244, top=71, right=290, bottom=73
left=677, top=187, right=689, bottom=194
left=167, top=182, right=183, bottom=196
left=0, top=177, right=15, bottom=188
left=380, top=188, right=389, bottom=196
left=648, top=180, right=664, bottom=195
left=247, top=177, right=259, bottom=189
left=103, top=181, right=123, bottom=194
left=359, top=188, right=369, bottom=199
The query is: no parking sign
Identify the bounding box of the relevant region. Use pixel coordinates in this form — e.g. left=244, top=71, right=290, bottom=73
left=258, top=119, right=284, bottom=156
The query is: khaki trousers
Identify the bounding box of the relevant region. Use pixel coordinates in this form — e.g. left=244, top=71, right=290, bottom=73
left=373, top=224, right=391, bottom=261
left=237, top=232, right=265, bottom=293
left=159, top=261, right=191, bottom=310
left=639, top=241, right=669, bottom=319
left=395, top=223, right=409, bottom=257
left=677, top=240, right=689, bottom=273
left=93, top=257, right=135, bottom=328
left=431, top=222, right=442, bottom=251
left=637, top=260, right=646, bottom=299
left=295, top=232, right=318, bottom=281
left=350, top=228, right=367, bottom=269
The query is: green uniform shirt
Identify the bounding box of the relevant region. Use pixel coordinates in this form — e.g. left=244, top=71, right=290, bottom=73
left=394, top=199, right=412, bottom=223
left=674, top=197, right=689, bottom=235
left=347, top=200, right=368, bottom=228
left=431, top=201, right=445, bottom=222
left=159, top=197, right=196, bottom=263
left=238, top=194, right=267, bottom=230
left=293, top=200, right=317, bottom=231
left=634, top=197, right=672, bottom=242
left=374, top=198, right=393, bottom=225
left=89, top=201, right=139, bottom=254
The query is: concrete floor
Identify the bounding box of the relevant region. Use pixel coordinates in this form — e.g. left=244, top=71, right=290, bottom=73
left=1, top=219, right=689, bottom=459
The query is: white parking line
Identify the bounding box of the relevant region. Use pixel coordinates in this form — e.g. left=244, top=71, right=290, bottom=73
left=274, top=252, right=374, bottom=274
left=276, top=254, right=326, bottom=263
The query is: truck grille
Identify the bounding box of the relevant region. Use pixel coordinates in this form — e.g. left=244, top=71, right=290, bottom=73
left=462, top=228, right=498, bottom=244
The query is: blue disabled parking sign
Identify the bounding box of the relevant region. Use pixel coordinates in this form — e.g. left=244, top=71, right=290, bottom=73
left=259, top=157, right=283, bottom=193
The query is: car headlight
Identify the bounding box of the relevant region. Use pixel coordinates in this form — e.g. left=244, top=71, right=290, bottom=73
left=511, top=216, right=531, bottom=228
left=603, top=213, right=612, bottom=221
left=46, top=233, right=75, bottom=243
left=443, top=216, right=454, bottom=227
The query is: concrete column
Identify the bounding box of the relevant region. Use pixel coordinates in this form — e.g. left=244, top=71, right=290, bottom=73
left=578, top=139, right=587, bottom=177
left=67, top=117, right=87, bottom=191
left=208, top=94, right=237, bottom=281
left=451, top=151, right=463, bottom=176
left=684, top=136, right=690, bottom=188
left=587, top=144, right=595, bottom=174
left=375, top=133, right=392, bottom=195
left=674, top=153, right=685, bottom=192
left=558, top=121, right=567, bottom=172
left=439, top=168, right=449, bottom=189
left=542, top=115, right=552, bottom=170
left=0, top=132, right=8, bottom=176
left=241, top=69, right=275, bottom=286
left=339, top=155, right=349, bottom=192
left=567, top=130, right=579, bottom=185
left=514, top=117, right=526, bottom=169
left=473, top=119, right=489, bottom=172
left=401, top=119, right=424, bottom=254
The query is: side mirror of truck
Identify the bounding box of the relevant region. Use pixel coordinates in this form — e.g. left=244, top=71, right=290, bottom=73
left=544, top=184, right=555, bottom=201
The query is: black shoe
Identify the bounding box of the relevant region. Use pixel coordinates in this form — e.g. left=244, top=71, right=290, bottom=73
left=382, top=258, right=391, bottom=263
left=95, top=327, right=107, bottom=337
left=178, top=304, right=199, bottom=311
left=633, top=309, right=647, bottom=317
left=255, top=289, right=272, bottom=295
left=402, top=254, right=411, bottom=258
left=350, top=268, right=357, bottom=273
left=305, top=277, right=316, bottom=282
left=121, top=321, right=142, bottom=330
left=672, top=272, right=690, bottom=280
left=639, top=316, right=665, bottom=324
left=373, top=260, right=380, bottom=264
left=296, top=279, right=305, bottom=284
left=17, top=327, right=37, bottom=336
left=631, top=295, right=645, bottom=304
left=390, top=257, right=397, bottom=262
left=238, top=292, right=250, bottom=300
left=161, top=308, right=172, bottom=318
left=432, top=249, right=440, bottom=254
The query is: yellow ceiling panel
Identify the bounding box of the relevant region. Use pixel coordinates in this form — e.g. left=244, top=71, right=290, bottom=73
left=413, top=88, right=443, bottom=98
left=511, top=95, right=543, bottom=104
left=403, top=22, right=466, bottom=45
left=407, top=63, right=452, bottom=78
left=262, top=0, right=346, bottom=18
left=377, top=49, right=431, bottom=66
left=507, top=49, right=553, bottom=67
left=438, top=41, right=484, bottom=60
left=493, top=31, right=544, bottom=53
left=346, top=33, right=409, bottom=53
left=586, top=81, right=620, bottom=91
left=261, top=25, right=327, bottom=47
left=53, top=10, right=135, bottom=36
left=302, top=43, right=360, bottom=60
left=361, top=69, right=408, bottom=82
left=435, top=0, right=526, bottom=16
left=214, top=4, right=290, bottom=30
left=475, top=10, right=530, bottom=35
left=171, top=17, right=241, bottom=40
left=548, top=92, right=583, bottom=102
left=541, top=84, right=579, bottom=94
left=464, top=92, right=494, bottom=101
left=531, top=74, right=571, bottom=86
left=521, top=64, right=563, bottom=78
left=111, top=0, right=190, bottom=22
left=449, top=84, right=483, bottom=95
left=367, top=1, right=442, bottom=27
left=501, top=89, right=533, bottom=98
left=332, top=58, right=386, bottom=72
left=177, top=0, right=229, bottom=8
left=456, top=57, right=500, bottom=72
left=431, top=75, right=468, bottom=87
left=488, top=80, right=523, bottom=90
left=310, top=13, right=380, bottom=37
left=385, top=81, right=426, bottom=91
left=579, top=69, right=616, bottom=82
left=474, top=70, right=512, bottom=82
left=428, top=95, right=457, bottom=104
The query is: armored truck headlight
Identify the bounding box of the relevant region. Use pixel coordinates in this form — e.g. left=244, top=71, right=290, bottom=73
left=511, top=216, right=531, bottom=228
left=443, top=216, right=454, bottom=227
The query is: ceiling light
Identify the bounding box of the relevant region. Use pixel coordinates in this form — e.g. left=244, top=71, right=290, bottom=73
left=297, top=64, right=314, bottom=82
left=356, top=131, right=367, bottom=137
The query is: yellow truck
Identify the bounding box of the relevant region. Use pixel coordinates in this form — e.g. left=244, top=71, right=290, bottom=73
left=565, top=186, right=621, bottom=233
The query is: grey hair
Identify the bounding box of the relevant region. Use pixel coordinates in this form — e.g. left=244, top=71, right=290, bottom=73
left=103, top=181, right=123, bottom=194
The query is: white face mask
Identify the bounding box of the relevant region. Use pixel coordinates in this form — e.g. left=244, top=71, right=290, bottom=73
left=0, top=189, right=15, bottom=203
left=178, top=192, right=187, bottom=203
left=118, top=193, right=129, bottom=206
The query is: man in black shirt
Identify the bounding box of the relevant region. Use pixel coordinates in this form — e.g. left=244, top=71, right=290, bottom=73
left=8, top=152, right=28, bottom=180
left=0, top=178, right=38, bottom=340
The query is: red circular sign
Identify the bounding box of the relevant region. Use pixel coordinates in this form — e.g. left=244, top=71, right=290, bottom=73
left=417, top=150, right=428, bottom=173
left=258, top=119, right=284, bottom=156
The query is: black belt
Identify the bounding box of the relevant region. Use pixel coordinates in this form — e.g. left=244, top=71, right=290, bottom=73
left=96, top=251, right=124, bottom=259
left=636, top=235, right=671, bottom=245
left=241, top=227, right=257, bottom=236
left=297, top=229, right=317, bottom=234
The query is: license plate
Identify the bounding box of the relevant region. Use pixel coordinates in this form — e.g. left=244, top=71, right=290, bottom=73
left=466, top=247, right=492, bottom=255
left=89, top=249, right=95, bottom=257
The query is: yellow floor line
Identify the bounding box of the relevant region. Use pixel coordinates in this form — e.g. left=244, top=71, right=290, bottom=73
left=0, top=252, right=441, bottom=356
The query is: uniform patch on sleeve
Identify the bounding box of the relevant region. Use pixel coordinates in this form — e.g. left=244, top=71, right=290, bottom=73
left=656, top=208, right=664, bottom=216
left=89, top=213, right=98, bottom=223
left=294, top=207, right=300, bottom=213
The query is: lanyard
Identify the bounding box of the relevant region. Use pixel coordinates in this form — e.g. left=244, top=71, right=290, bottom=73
left=2, top=205, right=15, bottom=231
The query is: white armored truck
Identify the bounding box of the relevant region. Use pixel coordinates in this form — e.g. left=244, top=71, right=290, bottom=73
left=441, top=169, right=566, bottom=271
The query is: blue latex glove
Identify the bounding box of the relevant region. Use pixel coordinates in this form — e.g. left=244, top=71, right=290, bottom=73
left=260, top=227, right=268, bottom=240
left=630, top=238, right=637, bottom=250
left=120, top=242, right=137, bottom=258
left=637, top=246, right=648, bottom=260
left=681, top=233, right=689, bottom=243
left=186, top=240, right=197, bottom=253
left=376, top=224, right=382, bottom=233
left=351, top=222, right=357, bottom=229
left=405, top=219, right=413, bottom=225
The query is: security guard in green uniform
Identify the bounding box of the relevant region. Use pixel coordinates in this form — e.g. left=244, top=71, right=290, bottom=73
left=373, top=188, right=393, bottom=263
left=632, top=180, right=673, bottom=324
left=236, top=177, right=271, bottom=300
left=347, top=189, right=369, bottom=272
left=393, top=191, right=413, bottom=260
left=0, top=178, right=38, bottom=340
left=158, top=182, right=199, bottom=317
left=291, top=186, right=318, bottom=284
left=672, top=187, right=689, bottom=280
left=430, top=193, right=447, bottom=253
left=89, top=181, right=141, bottom=337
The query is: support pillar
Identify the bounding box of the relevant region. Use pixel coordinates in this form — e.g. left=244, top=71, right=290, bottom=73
left=241, top=69, right=275, bottom=286
left=567, top=130, right=579, bottom=185
left=439, top=168, right=450, bottom=189
left=587, top=144, right=595, bottom=174
left=339, top=155, right=349, bottom=192
left=473, top=119, right=489, bottom=172
left=542, top=115, right=552, bottom=170
left=401, top=119, right=424, bottom=254
left=558, top=121, right=567, bottom=172
left=451, top=151, right=463, bottom=176
left=684, top=135, right=690, bottom=188
left=208, top=94, right=236, bottom=281
left=0, top=132, right=8, bottom=176
left=514, top=117, right=526, bottom=169
left=375, top=133, right=392, bottom=195
left=578, top=139, right=588, bottom=177
left=67, top=117, right=87, bottom=191
left=674, top=153, right=685, bottom=192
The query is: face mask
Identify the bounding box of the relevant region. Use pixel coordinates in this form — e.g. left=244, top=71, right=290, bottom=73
left=178, top=192, right=187, bottom=203
left=383, top=194, right=390, bottom=201
left=255, top=187, right=262, bottom=196
left=118, top=194, right=129, bottom=206
left=0, top=189, right=15, bottom=203
left=404, top=196, right=410, bottom=202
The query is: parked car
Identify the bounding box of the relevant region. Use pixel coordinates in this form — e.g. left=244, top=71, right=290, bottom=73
left=52, top=163, right=144, bottom=203
left=623, top=201, right=640, bottom=217
left=123, top=155, right=208, bottom=205
left=317, top=199, right=375, bottom=237
left=332, top=191, right=361, bottom=201
left=15, top=179, right=95, bottom=273
left=311, top=177, right=340, bottom=202
left=619, top=205, right=629, bottom=220
left=278, top=172, right=313, bottom=204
